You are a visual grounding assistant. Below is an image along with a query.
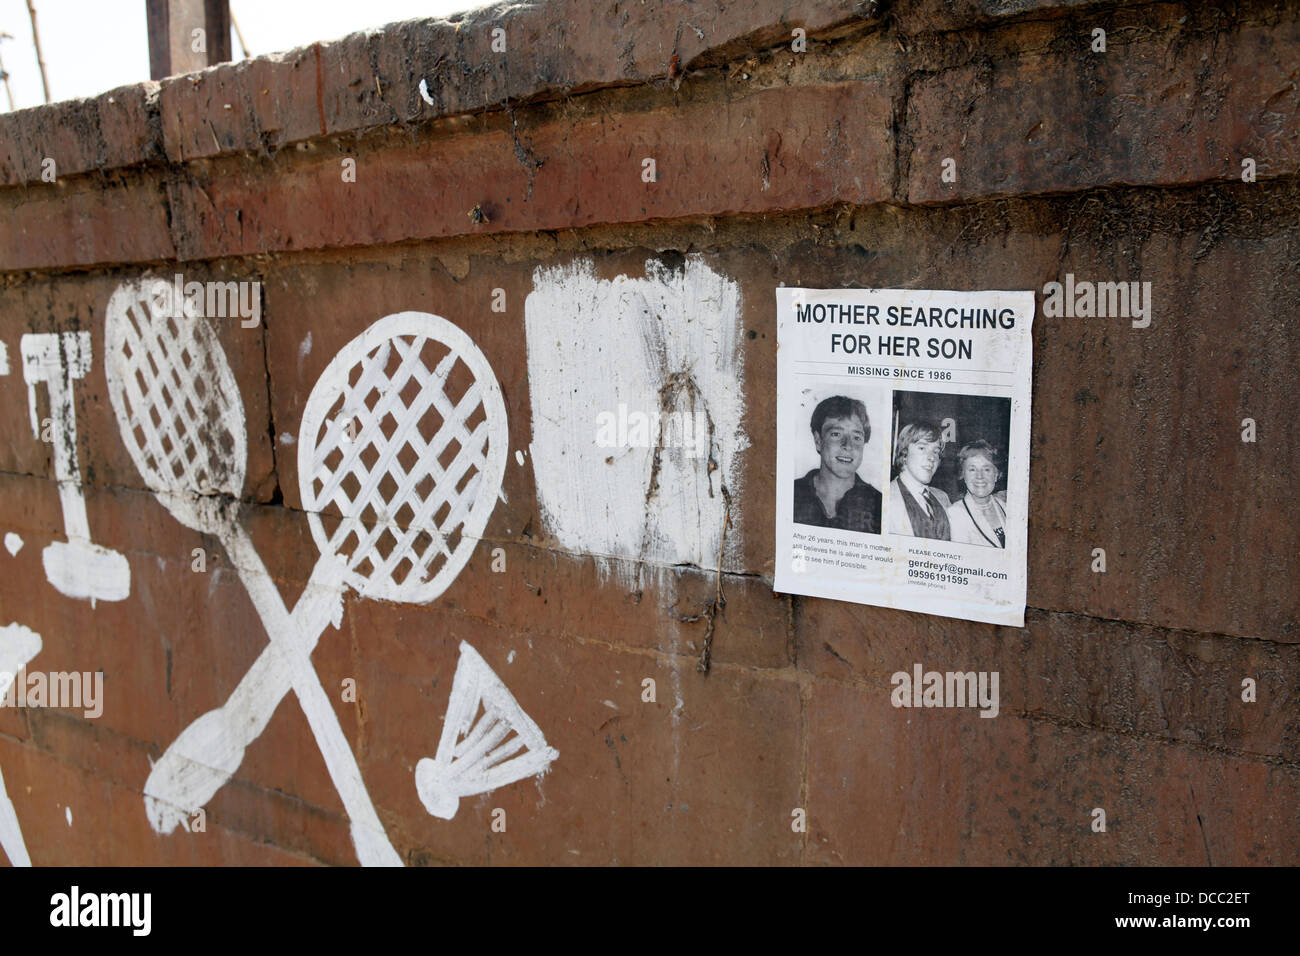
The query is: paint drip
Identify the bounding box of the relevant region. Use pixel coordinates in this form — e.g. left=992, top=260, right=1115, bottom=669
left=524, top=256, right=746, bottom=587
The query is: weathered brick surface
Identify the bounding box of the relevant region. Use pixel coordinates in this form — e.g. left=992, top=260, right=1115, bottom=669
left=5, top=4, right=1298, bottom=273
left=0, top=177, right=175, bottom=271
left=0, top=736, right=315, bottom=865
left=0, top=82, right=161, bottom=186
left=798, top=599, right=1300, bottom=766
left=162, top=80, right=895, bottom=261
left=156, top=0, right=889, bottom=163
left=0, top=0, right=1128, bottom=186
left=340, top=609, right=804, bottom=865
left=806, top=680, right=1300, bottom=865
left=904, top=10, right=1300, bottom=204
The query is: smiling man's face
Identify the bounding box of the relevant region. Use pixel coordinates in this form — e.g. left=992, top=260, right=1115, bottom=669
left=815, top=415, right=866, bottom=480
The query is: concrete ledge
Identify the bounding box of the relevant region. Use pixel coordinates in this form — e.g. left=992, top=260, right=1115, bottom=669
left=0, top=0, right=1153, bottom=187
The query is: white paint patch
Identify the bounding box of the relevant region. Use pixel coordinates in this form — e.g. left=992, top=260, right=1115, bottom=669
left=415, top=642, right=558, bottom=820
left=4, top=533, right=21, bottom=556
left=65, top=806, right=72, bottom=826
left=0, top=341, right=8, bottom=375
left=43, top=541, right=131, bottom=605
left=297, top=332, right=313, bottom=379
left=524, top=257, right=746, bottom=584
left=506, top=650, right=516, bottom=664
left=514, top=449, right=525, bottom=466
left=22, top=331, right=130, bottom=605
left=0, top=622, right=42, bottom=867
left=602, top=700, right=617, bottom=709
left=278, top=432, right=296, bottom=445
left=0, top=624, right=42, bottom=700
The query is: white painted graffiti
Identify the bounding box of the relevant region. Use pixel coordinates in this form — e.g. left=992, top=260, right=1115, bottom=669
left=0, top=622, right=42, bottom=867
left=101, top=283, right=552, bottom=864
left=524, top=256, right=747, bottom=583
left=416, top=641, right=558, bottom=820
left=21, top=332, right=130, bottom=604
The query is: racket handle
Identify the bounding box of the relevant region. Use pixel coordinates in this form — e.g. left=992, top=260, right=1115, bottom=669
left=223, top=537, right=398, bottom=866
left=144, top=556, right=347, bottom=834
left=0, top=762, right=31, bottom=867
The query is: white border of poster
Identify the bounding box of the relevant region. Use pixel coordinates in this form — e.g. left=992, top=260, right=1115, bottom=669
left=773, top=287, right=1034, bottom=627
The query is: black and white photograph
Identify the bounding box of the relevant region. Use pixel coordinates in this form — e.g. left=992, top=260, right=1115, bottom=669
left=790, top=390, right=889, bottom=535
left=887, top=391, right=1013, bottom=549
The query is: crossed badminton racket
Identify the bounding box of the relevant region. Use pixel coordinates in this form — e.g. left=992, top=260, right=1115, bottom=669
left=108, top=282, right=506, bottom=865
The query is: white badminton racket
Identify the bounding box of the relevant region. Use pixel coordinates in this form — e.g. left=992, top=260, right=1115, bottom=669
left=296, top=312, right=508, bottom=604
left=106, top=278, right=399, bottom=866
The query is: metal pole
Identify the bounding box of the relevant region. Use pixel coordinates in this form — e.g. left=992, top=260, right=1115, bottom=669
left=25, top=0, right=50, bottom=104
left=230, top=8, right=250, bottom=58
left=0, top=34, right=15, bottom=112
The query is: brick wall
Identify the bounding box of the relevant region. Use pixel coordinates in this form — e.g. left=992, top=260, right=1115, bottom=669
left=0, top=0, right=1296, bottom=865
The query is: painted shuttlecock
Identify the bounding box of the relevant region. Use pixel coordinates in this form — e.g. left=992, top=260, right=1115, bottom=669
left=416, top=642, right=558, bottom=820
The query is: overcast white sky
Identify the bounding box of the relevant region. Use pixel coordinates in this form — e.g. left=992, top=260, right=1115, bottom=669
left=0, top=0, right=490, bottom=111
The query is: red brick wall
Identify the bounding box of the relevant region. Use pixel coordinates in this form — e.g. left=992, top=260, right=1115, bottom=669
left=0, top=0, right=1296, bottom=865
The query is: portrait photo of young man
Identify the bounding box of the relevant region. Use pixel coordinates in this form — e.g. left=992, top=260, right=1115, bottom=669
left=887, top=420, right=952, bottom=540
left=792, top=394, right=883, bottom=535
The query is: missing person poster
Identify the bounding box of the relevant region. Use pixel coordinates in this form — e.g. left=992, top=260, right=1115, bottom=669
left=773, top=288, right=1035, bottom=627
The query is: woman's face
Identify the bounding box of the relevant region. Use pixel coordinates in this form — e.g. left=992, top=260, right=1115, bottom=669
left=903, top=438, right=942, bottom=485
left=962, top=453, right=999, bottom=499
left=815, top=415, right=866, bottom=480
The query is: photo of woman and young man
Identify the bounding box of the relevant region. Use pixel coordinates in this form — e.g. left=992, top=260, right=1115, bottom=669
left=792, top=390, right=1013, bottom=548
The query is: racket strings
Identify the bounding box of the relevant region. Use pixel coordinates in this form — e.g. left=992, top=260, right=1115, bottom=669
left=306, top=334, right=494, bottom=594
left=111, top=292, right=244, bottom=497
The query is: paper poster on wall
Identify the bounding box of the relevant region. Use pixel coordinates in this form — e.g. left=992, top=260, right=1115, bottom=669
left=773, top=287, right=1034, bottom=627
